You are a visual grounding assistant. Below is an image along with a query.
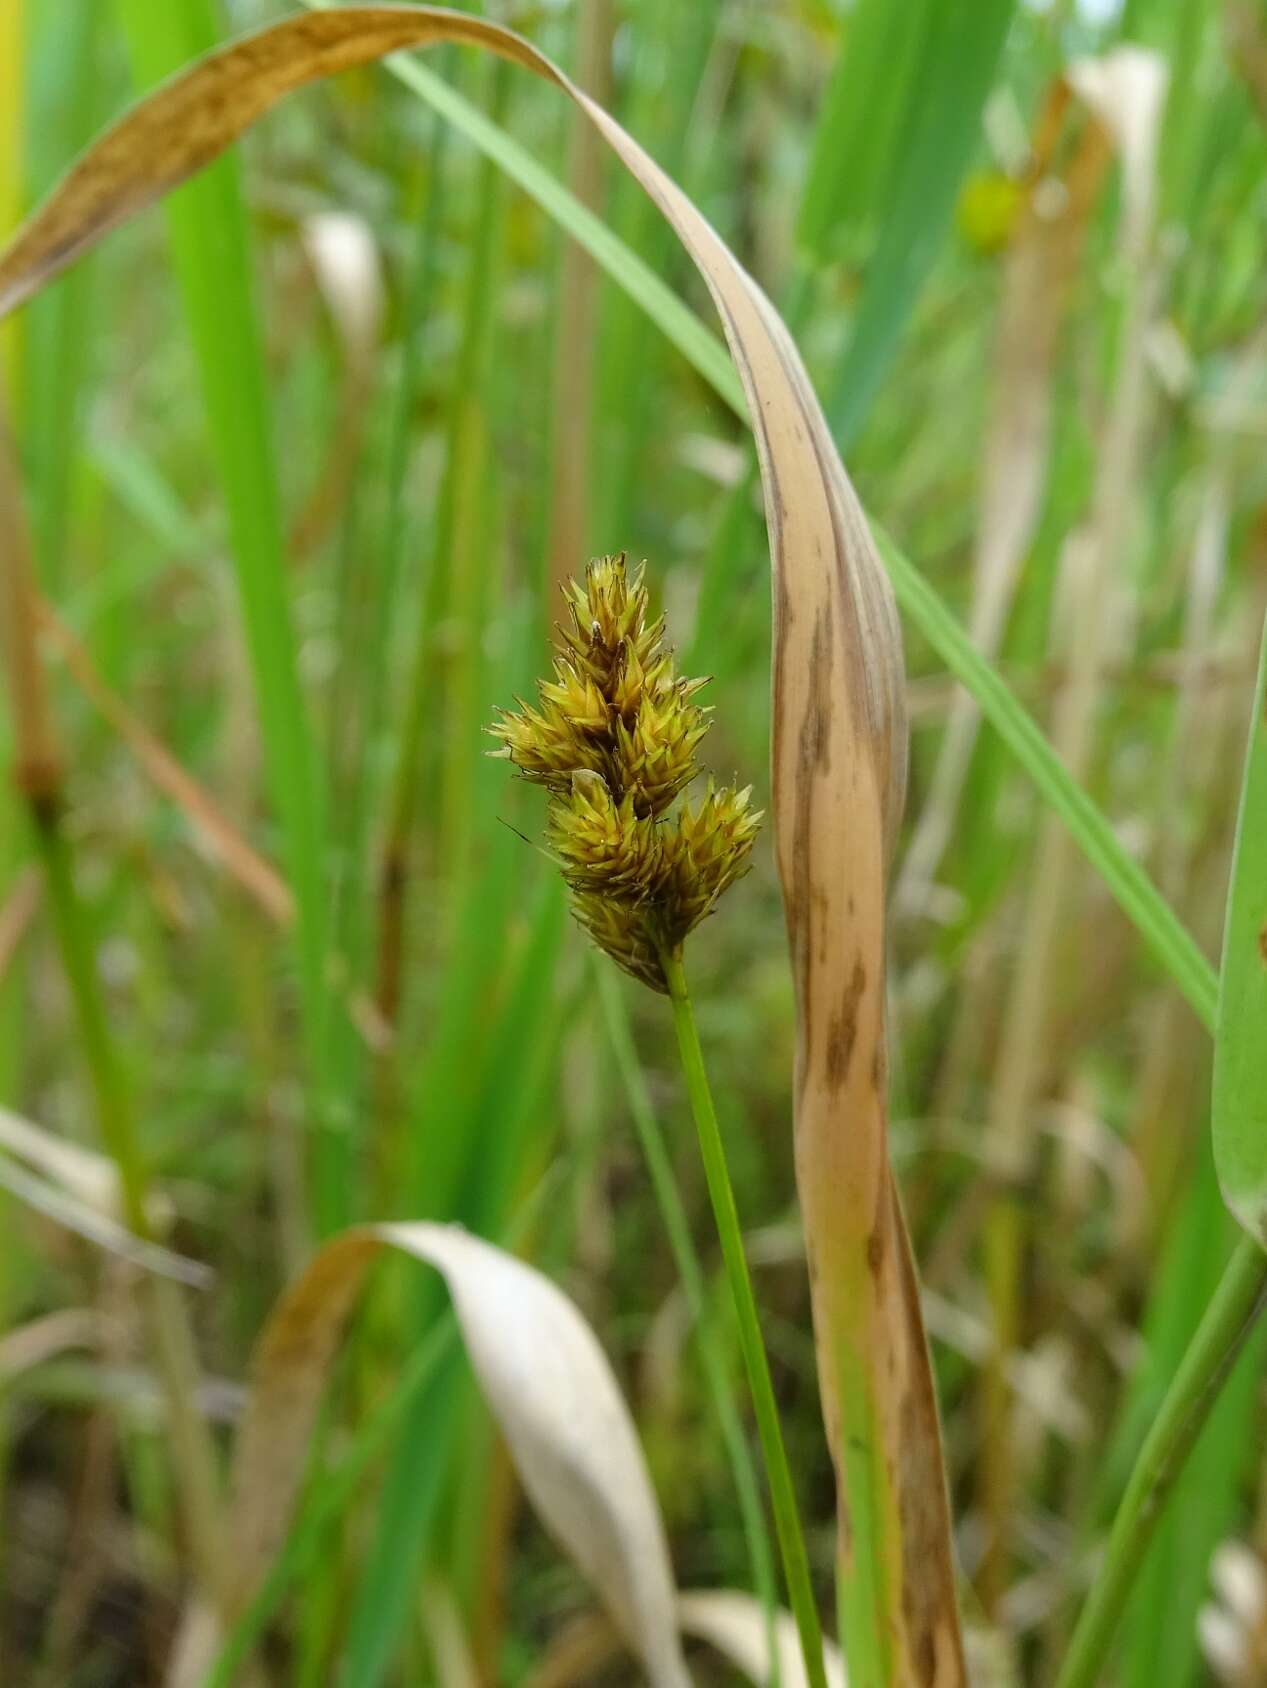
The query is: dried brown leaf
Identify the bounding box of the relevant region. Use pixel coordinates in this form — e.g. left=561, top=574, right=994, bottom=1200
left=897, top=87, right=1112, bottom=913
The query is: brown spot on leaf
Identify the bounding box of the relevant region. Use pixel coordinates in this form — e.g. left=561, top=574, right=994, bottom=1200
left=825, top=959, right=867, bottom=1090
left=798, top=606, right=835, bottom=777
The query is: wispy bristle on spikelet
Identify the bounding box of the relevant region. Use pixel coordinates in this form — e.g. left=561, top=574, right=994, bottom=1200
left=490, top=553, right=761, bottom=991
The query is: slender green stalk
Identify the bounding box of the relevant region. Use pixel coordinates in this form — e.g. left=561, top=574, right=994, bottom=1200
left=596, top=961, right=780, bottom=1682
left=375, top=57, right=507, bottom=1026
left=31, top=806, right=233, bottom=1615
left=1055, top=1233, right=1267, bottom=1688
left=118, top=0, right=341, bottom=1234
left=659, top=944, right=827, bottom=1688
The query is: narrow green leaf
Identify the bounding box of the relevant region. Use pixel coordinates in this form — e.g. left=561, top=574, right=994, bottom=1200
left=823, top=0, right=1016, bottom=447
left=1213, top=609, right=1267, bottom=1241
left=371, top=45, right=746, bottom=417
left=114, top=0, right=342, bottom=1226
left=874, top=528, right=1218, bottom=1031
left=797, top=0, right=937, bottom=258
left=20, top=0, right=103, bottom=592
left=1117, top=1148, right=1267, bottom=1688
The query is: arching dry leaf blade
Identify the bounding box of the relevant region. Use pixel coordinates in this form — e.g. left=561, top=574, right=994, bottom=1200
left=229, top=1222, right=689, bottom=1687
left=0, top=8, right=962, bottom=1676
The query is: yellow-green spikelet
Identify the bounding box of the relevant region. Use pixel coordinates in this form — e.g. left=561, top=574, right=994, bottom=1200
left=490, top=553, right=761, bottom=991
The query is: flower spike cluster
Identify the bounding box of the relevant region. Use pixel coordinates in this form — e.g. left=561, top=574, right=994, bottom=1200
left=490, top=554, right=761, bottom=991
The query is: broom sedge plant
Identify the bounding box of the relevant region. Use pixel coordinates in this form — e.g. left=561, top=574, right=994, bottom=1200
left=491, top=551, right=827, bottom=1688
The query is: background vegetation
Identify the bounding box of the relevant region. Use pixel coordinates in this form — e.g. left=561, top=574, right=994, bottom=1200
left=3, top=0, right=1267, bottom=1683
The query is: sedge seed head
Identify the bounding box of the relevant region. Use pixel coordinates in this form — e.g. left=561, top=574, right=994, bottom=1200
left=490, top=553, right=762, bottom=991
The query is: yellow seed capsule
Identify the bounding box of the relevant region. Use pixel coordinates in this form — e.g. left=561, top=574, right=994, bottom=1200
left=538, top=660, right=610, bottom=734
left=490, top=553, right=761, bottom=991
left=547, top=771, right=667, bottom=898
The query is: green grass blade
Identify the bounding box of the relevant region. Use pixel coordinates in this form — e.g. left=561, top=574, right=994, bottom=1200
left=873, top=528, right=1218, bottom=1031
left=114, top=0, right=341, bottom=1228
left=821, top=0, right=1016, bottom=447
left=369, top=42, right=746, bottom=416
left=19, top=0, right=103, bottom=592
left=1213, top=607, right=1267, bottom=1239
left=797, top=0, right=937, bottom=259
left=593, top=0, right=719, bottom=545
left=1115, top=1147, right=1267, bottom=1688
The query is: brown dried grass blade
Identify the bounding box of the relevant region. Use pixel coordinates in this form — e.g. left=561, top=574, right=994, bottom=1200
left=0, top=8, right=961, bottom=1675
left=0, top=864, right=40, bottom=982
left=897, top=84, right=1111, bottom=914
left=38, top=598, right=295, bottom=926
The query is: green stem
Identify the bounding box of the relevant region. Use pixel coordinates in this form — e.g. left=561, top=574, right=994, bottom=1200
left=1054, top=1232, right=1267, bottom=1688
left=596, top=961, right=780, bottom=1684
left=31, top=806, right=233, bottom=1614
left=659, top=943, right=828, bottom=1688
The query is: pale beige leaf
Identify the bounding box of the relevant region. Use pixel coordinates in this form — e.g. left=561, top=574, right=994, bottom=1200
left=300, top=209, right=383, bottom=362
left=291, top=208, right=385, bottom=554
left=1067, top=47, right=1168, bottom=242
left=521, top=1592, right=850, bottom=1686
left=0, top=1308, right=102, bottom=1380
left=677, top=1590, right=847, bottom=1688
left=0, top=1101, right=120, bottom=1212
left=0, top=1109, right=207, bottom=1286
left=230, top=1222, right=688, bottom=1687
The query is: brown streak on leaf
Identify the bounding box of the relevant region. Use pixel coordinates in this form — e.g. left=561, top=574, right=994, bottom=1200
left=825, top=957, right=866, bottom=1095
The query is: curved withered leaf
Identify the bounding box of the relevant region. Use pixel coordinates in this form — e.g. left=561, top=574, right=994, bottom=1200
left=230, top=1223, right=689, bottom=1687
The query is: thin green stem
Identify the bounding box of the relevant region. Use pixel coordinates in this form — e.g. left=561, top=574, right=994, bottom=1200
left=659, top=943, right=828, bottom=1688
left=36, top=815, right=147, bottom=1230
left=1054, top=1232, right=1267, bottom=1688
left=374, top=59, right=506, bottom=1028
left=31, top=806, right=233, bottom=1614
left=596, top=960, right=780, bottom=1683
